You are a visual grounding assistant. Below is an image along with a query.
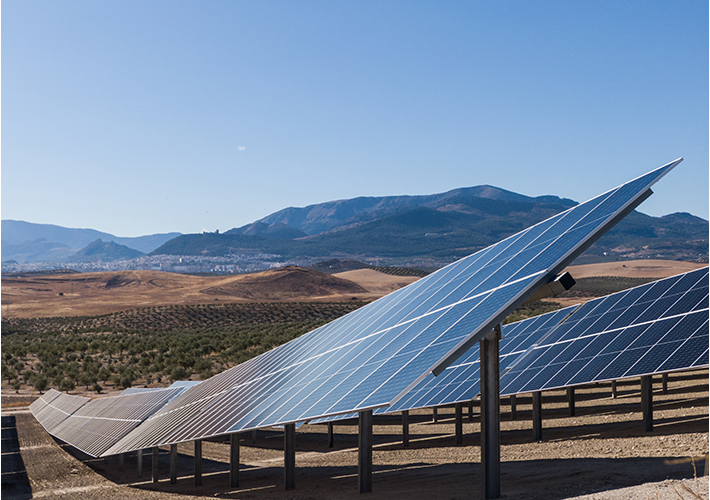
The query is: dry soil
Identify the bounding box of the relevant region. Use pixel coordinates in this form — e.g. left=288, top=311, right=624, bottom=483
left=3, top=370, right=707, bottom=500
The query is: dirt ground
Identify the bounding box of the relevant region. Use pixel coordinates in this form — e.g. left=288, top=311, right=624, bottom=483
left=3, top=369, right=707, bottom=500
left=2, top=260, right=703, bottom=319
left=564, top=260, right=707, bottom=279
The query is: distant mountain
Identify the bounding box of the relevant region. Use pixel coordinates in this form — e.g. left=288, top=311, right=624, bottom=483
left=152, top=185, right=707, bottom=263
left=249, top=185, right=577, bottom=235
left=67, top=239, right=146, bottom=263
left=1, top=220, right=181, bottom=263
left=1, top=238, right=77, bottom=264
left=228, top=222, right=307, bottom=239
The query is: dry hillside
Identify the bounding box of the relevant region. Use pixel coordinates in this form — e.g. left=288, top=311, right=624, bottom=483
left=1, top=266, right=414, bottom=318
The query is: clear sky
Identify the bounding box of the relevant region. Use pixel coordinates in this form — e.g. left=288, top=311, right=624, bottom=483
left=2, top=1, right=708, bottom=237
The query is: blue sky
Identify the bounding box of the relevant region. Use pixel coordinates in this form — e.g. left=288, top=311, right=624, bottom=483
left=3, top=1, right=708, bottom=237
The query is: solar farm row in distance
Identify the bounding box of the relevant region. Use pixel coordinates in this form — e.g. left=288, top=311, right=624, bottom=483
left=29, top=385, right=193, bottom=457
left=104, top=160, right=681, bottom=457
left=500, top=266, right=709, bottom=395
left=29, top=389, right=90, bottom=435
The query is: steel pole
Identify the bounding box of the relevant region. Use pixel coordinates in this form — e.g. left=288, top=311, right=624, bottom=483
left=230, top=433, right=240, bottom=488
left=567, top=387, right=576, bottom=417
left=480, top=325, right=501, bottom=499
left=152, top=446, right=159, bottom=483
left=532, top=392, right=542, bottom=441
left=194, top=440, right=202, bottom=486
left=137, top=449, right=143, bottom=478
left=402, top=410, right=409, bottom=448
left=284, top=424, right=296, bottom=490
left=641, top=375, right=653, bottom=432
left=170, top=444, right=177, bottom=484
left=455, top=402, right=463, bottom=445
left=358, top=410, right=373, bottom=494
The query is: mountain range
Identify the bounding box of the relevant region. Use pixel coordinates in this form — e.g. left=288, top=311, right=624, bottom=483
left=3, top=185, right=708, bottom=267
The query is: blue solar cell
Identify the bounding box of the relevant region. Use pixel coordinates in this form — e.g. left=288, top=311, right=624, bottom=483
left=598, top=324, right=651, bottom=355
left=566, top=353, right=617, bottom=385
left=658, top=335, right=709, bottom=372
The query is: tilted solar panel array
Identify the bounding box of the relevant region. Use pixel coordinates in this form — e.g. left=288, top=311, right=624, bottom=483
left=48, top=386, right=187, bottom=457
left=30, top=389, right=91, bottom=435
left=313, top=306, right=580, bottom=423
left=500, top=267, right=709, bottom=395
left=102, top=160, right=680, bottom=456
left=385, top=305, right=579, bottom=413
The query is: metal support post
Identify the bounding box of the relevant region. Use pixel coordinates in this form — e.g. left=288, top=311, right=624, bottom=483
left=468, top=400, right=474, bottom=422
left=152, top=446, right=159, bottom=483
left=230, top=433, right=240, bottom=488
left=252, top=429, right=257, bottom=444
left=641, top=375, right=653, bottom=432
left=194, top=440, right=202, bottom=486
left=480, top=324, right=501, bottom=499
left=137, top=449, right=143, bottom=478
left=284, top=423, right=296, bottom=490
left=170, top=444, right=177, bottom=484
left=662, top=373, right=668, bottom=394
left=532, top=391, right=542, bottom=441
left=567, top=387, right=576, bottom=417
left=118, top=453, right=124, bottom=472
left=611, top=380, right=617, bottom=398
left=358, top=410, right=373, bottom=494
left=455, top=402, right=463, bottom=445
left=402, top=410, right=409, bottom=448
left=510, top=395, right=517, bottom=421
left=328, top=422, right=334, bottom=448
left=433, top=407, right=438, bottom=422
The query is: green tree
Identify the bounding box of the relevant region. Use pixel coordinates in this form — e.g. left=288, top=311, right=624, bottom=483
left=32, top=374, right=48, bottom=394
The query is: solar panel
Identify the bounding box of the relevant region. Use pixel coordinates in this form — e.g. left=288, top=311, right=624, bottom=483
left=311, top=306, right=579, bottom=423
left=104, top=160, right=681, bottom=457
left=120, top=380, right=201, bottom=396
left=48, top=386, right=187, bottom=457
left=30, top=390, right=90, bottom=435
left=500, top=267, right=709, bottom=396
left=385, top=305, right=579, bottom=413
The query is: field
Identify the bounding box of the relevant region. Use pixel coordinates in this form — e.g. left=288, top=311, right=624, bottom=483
left=0, top=266, right=418, bottom=319
left=1, top=259, right=707, bottom=499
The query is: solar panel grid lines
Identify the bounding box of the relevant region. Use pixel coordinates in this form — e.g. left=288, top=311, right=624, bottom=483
left=499, top=267, right=708, bottom=396
left=30, top=391, right=91, bottom=435
left=310, top=306, right=581, bottom=423
left=44, top=386, right=188, bottom=457
left=102, top=160, right=681, bottom=455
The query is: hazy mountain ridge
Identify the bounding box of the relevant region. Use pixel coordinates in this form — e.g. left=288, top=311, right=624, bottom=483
left=65, top=239, right=146, bottom=263
left=1, top=220, right=181, bottom=263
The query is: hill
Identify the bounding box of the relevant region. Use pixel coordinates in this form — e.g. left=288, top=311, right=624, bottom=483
left=66, top=239, right=146, bottom=263
left=1, top=266, right=384, bottom=318
left=1, top=220, right=181, bottom=263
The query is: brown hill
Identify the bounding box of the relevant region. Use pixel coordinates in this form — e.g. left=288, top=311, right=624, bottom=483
left=1, top=267, right=371, bottom=319
left=201, top=266, right=368, bottom=300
